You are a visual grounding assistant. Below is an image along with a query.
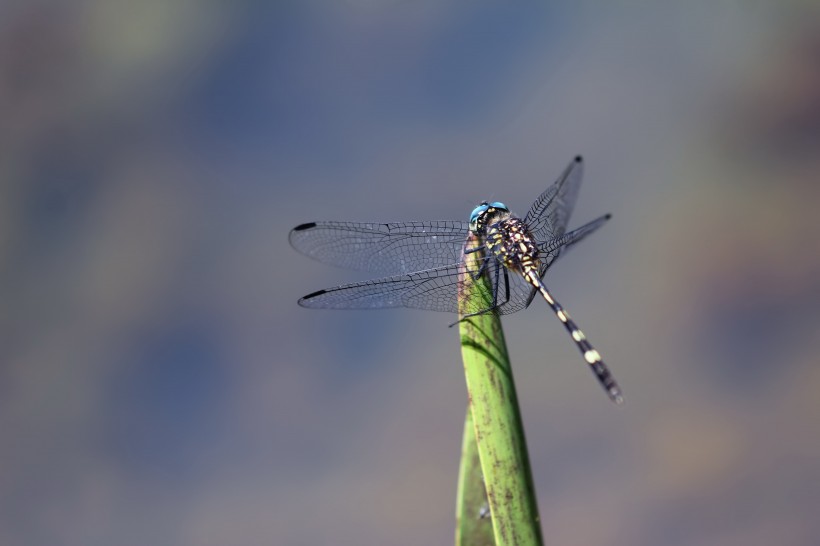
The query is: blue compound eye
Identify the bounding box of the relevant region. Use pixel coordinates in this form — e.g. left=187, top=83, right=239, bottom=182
left=469, top=203, right=490, bottom=225
left=469, top=201, right=510, bottom=232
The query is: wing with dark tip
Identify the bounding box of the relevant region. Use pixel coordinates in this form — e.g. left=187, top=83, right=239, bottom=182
left=298, top=260, right=478, bottom=314
left=524, top=156, right=584, bottom=243
left=289, top=220, right=470, bottom=276
left=298, top=251, right=548, bottom=316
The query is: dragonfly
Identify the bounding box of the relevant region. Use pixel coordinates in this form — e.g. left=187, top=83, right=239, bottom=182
left=290, top=156, right=622, bottom=403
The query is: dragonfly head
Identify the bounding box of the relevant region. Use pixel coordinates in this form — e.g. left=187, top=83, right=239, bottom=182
left=469, top=201, right=509, bottom=233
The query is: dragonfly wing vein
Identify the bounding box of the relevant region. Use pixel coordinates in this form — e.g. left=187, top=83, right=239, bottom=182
left=537, top=213, right=611, bottom=262
left=289, top=220, right=470, bottom=276
left=298, top=263, right=465, bottom=313
left=524, top=156, right=584, bottom=243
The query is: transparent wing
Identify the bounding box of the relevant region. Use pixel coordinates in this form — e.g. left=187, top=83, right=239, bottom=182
left=299, top=261, right=465, bottom=314
left=289, top=220, right=470, bottom=276
left=516, top=214, right=612, bottom=309
left=296, top=215, right=611, bottom=315
left=298, top=253, right=542, bottom=316
left=538, top=213, right=611, bottom=260
left=524, top=156, right=584, bottom=243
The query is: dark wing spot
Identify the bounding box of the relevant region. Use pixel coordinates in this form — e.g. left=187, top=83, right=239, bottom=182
left=301, top=289, right=327, bottom=300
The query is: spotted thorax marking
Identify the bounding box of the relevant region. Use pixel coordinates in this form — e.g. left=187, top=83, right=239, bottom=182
left=467, top=201, right=623, bottom=404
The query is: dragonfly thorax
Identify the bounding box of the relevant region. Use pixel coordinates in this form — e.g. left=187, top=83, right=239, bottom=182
left=486, top=217, right=540, bottom=274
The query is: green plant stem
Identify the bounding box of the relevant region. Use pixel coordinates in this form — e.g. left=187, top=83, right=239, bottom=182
left=455, top=407, right=495, bottom=546
left=455, top=238, right=543, bottom=546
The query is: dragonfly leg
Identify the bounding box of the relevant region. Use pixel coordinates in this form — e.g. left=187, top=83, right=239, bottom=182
left=465, top=244, right=487, bottom=279
left=470, top=258, right=488, bottom=281
left=491, top=261, right=501, bottom=309
left=503, top=267, right=511, bottom=305
left=450, top=262, right=500, bottom=327
left=449, top=307, right=497, bottom=327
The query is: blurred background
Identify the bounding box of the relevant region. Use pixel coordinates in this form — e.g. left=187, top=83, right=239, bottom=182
left=2, top=2, right=820, bottom=545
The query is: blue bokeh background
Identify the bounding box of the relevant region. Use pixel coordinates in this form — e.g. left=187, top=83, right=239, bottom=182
left=3, top=2, right=820, bottom=545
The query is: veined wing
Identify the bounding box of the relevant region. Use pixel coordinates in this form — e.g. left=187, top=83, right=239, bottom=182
left=538, top=213, right=611, bottom=261
left=289, top=220, right=470, bottom=276
left=299, top=258, right=503, bottom=315
left=518, top=214, right=613, bottom=310
left=524, top=156, right=584, bottom=243
left=298, top=215, right=611, bottom=316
